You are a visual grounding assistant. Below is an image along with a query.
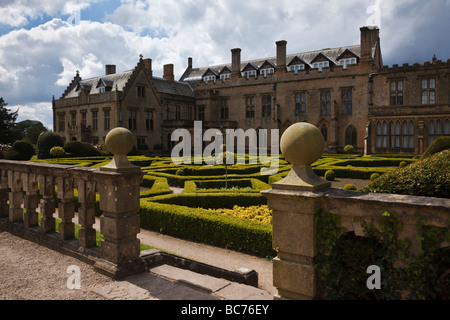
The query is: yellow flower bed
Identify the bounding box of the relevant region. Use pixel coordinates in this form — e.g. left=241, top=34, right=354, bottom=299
left=207, top=205, right=272, bottom=225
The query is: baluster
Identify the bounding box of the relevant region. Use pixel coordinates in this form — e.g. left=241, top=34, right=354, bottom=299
left=76, top=179, right=97, bottom=248
left=8, top=171, right=23, bottom=223
left=23, top=173, right=39, bottom=228
left=38, top=175, right=55, bottom=233
left=0, top=171, right=9, bottom=218
left=56, top=176, right=75, bottom=240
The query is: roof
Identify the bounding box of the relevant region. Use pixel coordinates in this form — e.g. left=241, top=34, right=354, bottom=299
left=63, top=70, right=134, bottom=98
left=61, top=68, right=194, bottom=99
left=151, top=77, right=195, bottom=98
left=182, top=45, right=361, bottom=81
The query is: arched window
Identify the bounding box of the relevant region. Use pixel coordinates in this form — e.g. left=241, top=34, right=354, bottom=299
left=321, top=124, right=328, bottom=142
left=444, top=119, right=450, bottom=135
left=402, top=121, right=409, bottom=149
left=345, top=125, right=357, bottom=147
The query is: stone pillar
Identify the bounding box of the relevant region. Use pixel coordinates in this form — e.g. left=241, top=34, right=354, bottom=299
left=56, top=176, right=75, bottom=240
left=0, top=172, right=9, bottom=218
left=262, top=122, right=331, bottom=300
left=76, top=178, right=97, bottom=248
left=23, top=173, right=39, bottom=228
left=8, top=171, right=23, bottom=223
left=94, top=127, right=144, bottom=279
left=38, top=175, right=56, bottom=233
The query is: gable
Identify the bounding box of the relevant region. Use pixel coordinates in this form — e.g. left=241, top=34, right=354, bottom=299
left=259, top=60, right=276, bottom=70
left=337, top=49, right=359, bottom=62
left=310, top=53, right=334, bottom=65
left=242, top=62, right=259, bottom=72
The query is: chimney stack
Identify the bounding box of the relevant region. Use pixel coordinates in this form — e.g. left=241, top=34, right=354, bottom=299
left=276, top=40, right=287, bottom=71
left=360, top=26, right=380, bottom=60
left=188, top=57, right=193, bottom=69
left=105, top=64, right=116, bottom=75
left=143, top=58, right=153, bottom=78
left=231, top=48, right=241, bottom=77
left=163, top=64, right=175, bottom=83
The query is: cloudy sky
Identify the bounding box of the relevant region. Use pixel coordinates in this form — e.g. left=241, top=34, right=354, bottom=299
left=1, top=0, right=449, bottom=130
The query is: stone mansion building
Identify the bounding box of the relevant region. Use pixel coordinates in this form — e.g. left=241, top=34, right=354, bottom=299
left=53, top=26, right=450, bottom=155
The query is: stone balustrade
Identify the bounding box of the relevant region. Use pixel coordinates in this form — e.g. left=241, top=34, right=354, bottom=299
left=262, top=122, right=450, bottom=300
left=0, top=127, right=144, bottom=279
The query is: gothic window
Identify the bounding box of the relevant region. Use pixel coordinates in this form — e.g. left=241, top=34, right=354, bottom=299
left=295, top=92, right=306, bottom=116
left=262, top=95, right=272, bottom=118
left=390, top=80, right=403, bottom=105
left=345, top=125, right=357, bottom=147
left=421, top=78, right=436, bottom=104
left=320, top=90, right=331, bottom=115
left=342, top=89, right=352, bottom=115
left=321, top=124, right=328, bottom=142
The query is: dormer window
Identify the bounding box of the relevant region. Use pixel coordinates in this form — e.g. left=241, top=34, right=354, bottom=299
left=99, top=87, right=106, bottom=93
left=242, top=63, right=258, bottom=79
left=339, top=58, right=357, bottom=69
left=289, top=64, right=305, bottom=74
left=260, top=68, right=274, bottom=77
left=220, top=73, right=231, bottom=80
left=243, top=70, right=257, bottom=79
left=313, top=61, right=329, bottom=71
left=203, top=75, right=216, bottom=83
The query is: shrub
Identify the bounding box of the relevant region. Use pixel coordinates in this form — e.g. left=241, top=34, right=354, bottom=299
left=399, top=161, right=407, bottom=168
left=344, top=145, right=354, bottom=154
left=176, top=168, right=185, bottom=176
left=420, top=136, right=450, bottom=160
left=3, top=140, right=35, bottom=160
left=343, top=184, right=357, bottom=191
left=370, top=173, right=380, bottom=182
left=64, top=141, right=106, bottom=157
left=324, top=170, right=336, bottom=181
left=363, top=150, right=450, bottom=198
left=138, top=199, right=274, bottom=257
left=37, top=131, right=64, bottom=159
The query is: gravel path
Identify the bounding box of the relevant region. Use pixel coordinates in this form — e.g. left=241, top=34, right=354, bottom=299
left=0, top=231, right=113, bottom=300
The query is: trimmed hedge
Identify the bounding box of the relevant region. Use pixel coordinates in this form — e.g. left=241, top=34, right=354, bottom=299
left=363, top=149, right=450, bottom=198
left=420, top=136, right=450, bottom=160
left=149, top=193, right=267, bottom=210
left=138, top=199, right=275, bottom=257
left=184, top=179, right=270, bottom=193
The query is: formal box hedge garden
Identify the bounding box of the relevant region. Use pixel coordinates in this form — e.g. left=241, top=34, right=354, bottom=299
left=27, top=152, right=428, bottom=257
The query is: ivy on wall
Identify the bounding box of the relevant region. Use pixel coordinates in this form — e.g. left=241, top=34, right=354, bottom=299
left=314, top=209, right=450, bottom=300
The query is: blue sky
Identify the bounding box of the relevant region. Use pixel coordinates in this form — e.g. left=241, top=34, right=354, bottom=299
left=0, top=0, right=449, bottom=130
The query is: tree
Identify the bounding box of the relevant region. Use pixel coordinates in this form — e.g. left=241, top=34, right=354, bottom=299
left=0, top=97, right=19, bottom=144
left=14, top=120, right=47, bottom=144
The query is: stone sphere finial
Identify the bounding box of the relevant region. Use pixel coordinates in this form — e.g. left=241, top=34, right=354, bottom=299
left=101, top=127, right=140, bottom=172
left=274, top=122, right=330, bottom=191
left=280, top=122, right=324, bottom=166
left=105, top=127, right=135, bottom=156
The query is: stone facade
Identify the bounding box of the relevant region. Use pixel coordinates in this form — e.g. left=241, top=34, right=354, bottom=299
left=54, top=26, right=450, bottom=155
left=180, top=25, right=449, bottom=154
left=53, top=57, right=195, bottom=153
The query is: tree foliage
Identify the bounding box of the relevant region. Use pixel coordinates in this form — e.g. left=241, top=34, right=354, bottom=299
left=0, top=97, right=19, bottom=144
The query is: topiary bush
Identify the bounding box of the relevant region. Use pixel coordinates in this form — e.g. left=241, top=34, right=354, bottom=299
left=363, top=150, right=450, bottom=198
left=64, top=141, right=106, bottom=157
left=343, top=184, right=357, bottom=191
left=370, top=173, right=380, bottom=182
left=324, top=170, right=336, bottom=181
left=420, top=136, right=450, bottom=160
left=37, top=131, right=64, bottom=159
left=399, top=161, right=407, bottom=168
left=3, top=140, right=35, bottom=160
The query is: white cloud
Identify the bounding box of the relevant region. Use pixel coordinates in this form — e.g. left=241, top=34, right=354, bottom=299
left=0, top=0, right=98, bottom=27
left=13, top=102, right=53, bottom=130
left=0, top=0, right=448, bottom=128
